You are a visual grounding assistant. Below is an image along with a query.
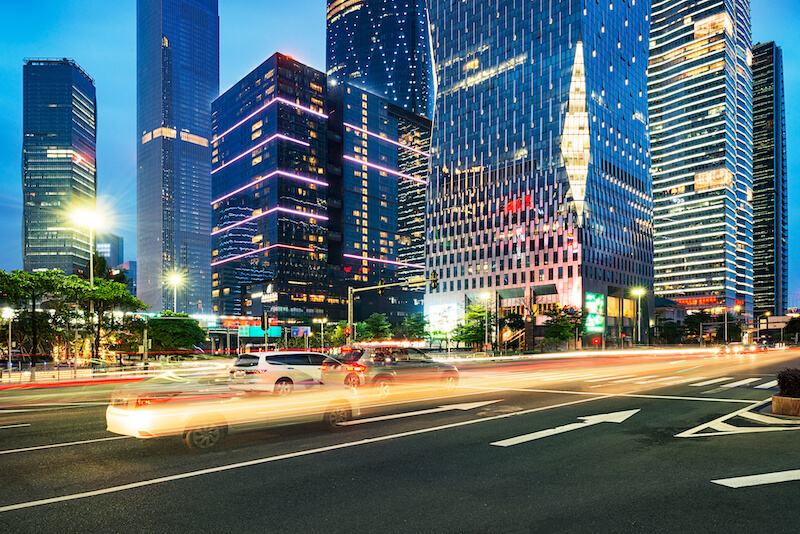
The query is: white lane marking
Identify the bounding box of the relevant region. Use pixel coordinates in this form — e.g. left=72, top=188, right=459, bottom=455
left=674, top=398, right=800, bottom=438
left=340, top=400, right=501, bottom=426
left=690, top=377, right=734, bottom=387
left=462, top=384, right=756, bottom=404
left=613, top=375, right=657, bottom=383
left=712, top=469, right=800, bottom=488
left=720, top=378, right=760, bottom=388
left=634, top=376, right=682, bottom=384
left=491, top=409, right=640, bottom=447
left=585, top=375, right=634, bottom=383
left=0, top=436, right=129, bottom=455
left=0, top=395, right=611, bottom=513
left=0, top=424, right=30, bottom=430
left=755, top=380, right=778, bottom=389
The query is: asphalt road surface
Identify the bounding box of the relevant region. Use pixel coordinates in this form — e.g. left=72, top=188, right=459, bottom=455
left=1, top=348, right=799, bottom=533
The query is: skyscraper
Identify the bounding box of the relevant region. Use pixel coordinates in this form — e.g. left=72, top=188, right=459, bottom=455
left=326, top=0, right=435, bottom=118
left=424, top=1, right=653, bottom=347
left=752, top=41, right=788, bottom=316
left=137, top=0, right=219, bottom=313
left=649, top=1, right=753, bottom=322
left=96, top=233, right=124, bottom=267
left=22, top=58, right=96, bottom=275
left=211, top=53, right=330, bottom=319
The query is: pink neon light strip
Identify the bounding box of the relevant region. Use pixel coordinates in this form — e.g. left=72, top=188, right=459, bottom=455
left=343, top=156, right=427, bottom=184
left=343, top=122, right=430, bottom=157
left=212, top=170, right=328, bottom=205
left=212, top=207, right=328, bottom=236
left=211, top=134, right=309, bottom=175
left=343, top=253, right=425, bottom=269
left=212, top=243, right=314, bottom=267
left=213, top=97, right=328, bottom=142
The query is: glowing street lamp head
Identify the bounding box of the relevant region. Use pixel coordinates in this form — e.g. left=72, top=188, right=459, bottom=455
left=72, top=209, right=101, bottom=229
left=632, top=287, right=646, bottom=297
left=168, top=273, right=184, bottom=287
left=479, top=292, right=491, bottom=301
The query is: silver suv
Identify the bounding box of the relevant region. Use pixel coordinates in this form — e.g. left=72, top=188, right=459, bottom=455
left=321, top=346, right=458, bottom=399
left=229, top=351, right=327, bottom=394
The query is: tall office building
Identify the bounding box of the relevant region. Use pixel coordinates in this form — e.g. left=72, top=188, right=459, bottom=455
left=326, top=0, right=435, bottom=118
left=22, top=59, right=96, bottom=275
left=211, top=53, right=331, bottom=318
left=424, top=1, right=653, bottom=346
left=136, top=0, right=219, bottom=313
left=327, top=82, right=431, bottom=321
left=649, top=1, right=754, bottom=322
left=752, top=41, right=788, bottom=316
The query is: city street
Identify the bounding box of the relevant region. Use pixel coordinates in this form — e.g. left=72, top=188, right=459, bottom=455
left=1, top=349, right=798, bottom=532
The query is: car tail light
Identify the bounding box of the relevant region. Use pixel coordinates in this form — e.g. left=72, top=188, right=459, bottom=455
left=345, top=364, right=366, bottom=373
left=135, top=395, right=174, bottom=407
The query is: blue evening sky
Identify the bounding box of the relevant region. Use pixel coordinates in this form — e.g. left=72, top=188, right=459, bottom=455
left=0, top=1, right=795, bottom=304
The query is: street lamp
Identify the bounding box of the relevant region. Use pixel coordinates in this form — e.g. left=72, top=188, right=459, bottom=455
left=72, top=209, right=101, bottom=359
left=168, top=272, right=183, bottom=312
left=631, top=287, right=646, bottom=346
left=313, top=318, right=328, bottom=351
left=480, top=292, right=491, bottom=353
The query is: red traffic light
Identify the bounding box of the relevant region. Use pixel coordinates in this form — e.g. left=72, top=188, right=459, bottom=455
left=592, top=336, right=601, bottom=346
left=344, top=327, right=351, bottom=336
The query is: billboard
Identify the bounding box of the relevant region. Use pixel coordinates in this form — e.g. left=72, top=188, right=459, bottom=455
left=291, top=326, right=312, bottom=337
left=267, top=326, right=282, bottom=338
left=429, top=303, right=460, bottom=333
left=585, top=293, right=605, bottom=334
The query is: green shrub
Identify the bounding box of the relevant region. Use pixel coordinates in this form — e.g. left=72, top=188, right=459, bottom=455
left=776, top=368, right=800, bottom=398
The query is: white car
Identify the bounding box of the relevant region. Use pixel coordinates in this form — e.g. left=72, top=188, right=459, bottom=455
left=106, top=370, right=360, bottom=450
left=229, top=351, right=327, bottom=394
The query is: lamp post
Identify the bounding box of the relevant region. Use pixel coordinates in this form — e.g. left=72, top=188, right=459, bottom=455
left=313, top=318, right=328, bottom=351
left=480, top=292, right=491, bottom=353
left=168, top=272, right=183, bottom=312
left=632, top=288, right=645, bottom=346
left=2, top=308, right=13, bottom=377
left=73, top=210, right=100, bottom=359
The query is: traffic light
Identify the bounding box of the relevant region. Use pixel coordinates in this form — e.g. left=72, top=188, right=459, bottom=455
left=377, top=279, right=385, bottom=296
left=591, top=336, right=602, bottom=346
left=344, top=327, right=351, bottom=336
left=430, top=271, right=438, bottom=290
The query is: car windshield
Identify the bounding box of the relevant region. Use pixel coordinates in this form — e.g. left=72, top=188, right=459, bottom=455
left=233, top=355, right=260, bottom=367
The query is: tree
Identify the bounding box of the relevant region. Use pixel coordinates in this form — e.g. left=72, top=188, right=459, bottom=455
left=328, top=321, right=349, bottom=348
left=655, top=319, right=684, bottom=345
left=360, top=313, right=392, bottom=340
left=542, top=306, right=583, bottom=350
left=394, top=312, right=428, bottom=340
left=146, top=311, right=206, bottom=356
left=1, top=270, right=63, bottom=357
left=500, top=312, right=525, bottom=350
left=453, top=304, right=493, bottom=349
left=684, top=311, right=712, bottom=341
left=785, top=317, right=800, bottom=339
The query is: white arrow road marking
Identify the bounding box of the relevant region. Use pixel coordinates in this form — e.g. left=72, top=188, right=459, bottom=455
left=340, top=400, right=502, bottom=426
left=675, top=398, right=800, bottom=438
left=690, top=377, right=733, bottom=387
left=490, top=409, right=640, bottom=447
left=712, top=469, right=800, bottom=488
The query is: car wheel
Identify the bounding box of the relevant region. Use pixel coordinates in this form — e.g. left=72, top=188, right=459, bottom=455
left=274, top=378, right=293, bottom=396
left=442, top=373, right=458, bottom=392
left=374, top=377, right=393, bottom=400
left=344, top=373, right=360, bottom=388
left=184, top=421, right=228, bottom=451
left=323, top=403, right=351, bottom=430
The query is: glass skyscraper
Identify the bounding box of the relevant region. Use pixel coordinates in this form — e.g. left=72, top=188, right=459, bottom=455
left=425, top=0, right=653, bottom=346
left=22, top=59, right=96, bottom=275
left=211, top=53, right=331, bottom=319
left=752, top=41, right=787, bottom=316
left=649, top=0, right=753, bottom=321
left=326, top=0, right=435, bottom=118
left=136, top=0, right=218, bottom=313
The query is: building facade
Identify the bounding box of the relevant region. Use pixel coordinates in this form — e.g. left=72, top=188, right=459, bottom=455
left=326, top=0, right=435, bottom=118
left=649, top=0, right=754, bottom=322
left=211, top=53, right=332, bottom=320
left=96, top=233, right=124, bottom=267
left=752, top=41, right=788, bottom=316
left=136, top=0, right=219, bottom=313
left=22, top=59, right=97, bottom=275
left=327, top=82, right=431, bottom=321
left=424, top=0, right=653, bottom=347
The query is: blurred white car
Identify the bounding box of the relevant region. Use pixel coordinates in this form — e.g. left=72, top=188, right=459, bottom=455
left=229, top=351, right=327, bottom=394
left=106, top=370, right=359, bottom=450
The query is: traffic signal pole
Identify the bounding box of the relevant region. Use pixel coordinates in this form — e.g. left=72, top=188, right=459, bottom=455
left=346, top=274, right=435, bottom=345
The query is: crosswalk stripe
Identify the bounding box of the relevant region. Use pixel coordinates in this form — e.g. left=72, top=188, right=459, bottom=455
left=690, top=377, right=733, bottom=387
left=721, top=378, right=761, bottom=388
left=755, top=380, right=778, bottom=389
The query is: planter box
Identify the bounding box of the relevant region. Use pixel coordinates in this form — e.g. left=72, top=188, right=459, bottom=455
left=772, top=395, right=800, bottom=417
